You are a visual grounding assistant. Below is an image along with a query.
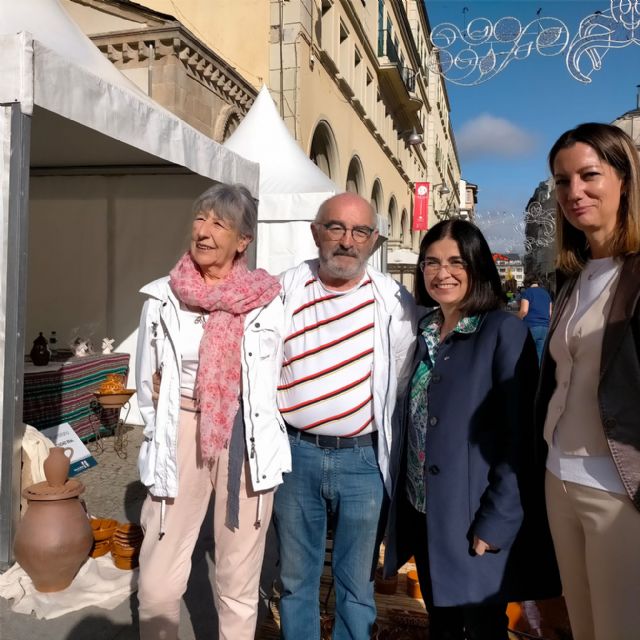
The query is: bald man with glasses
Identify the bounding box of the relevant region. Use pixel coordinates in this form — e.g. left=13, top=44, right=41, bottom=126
left=274, top=192, right=418, bottom=639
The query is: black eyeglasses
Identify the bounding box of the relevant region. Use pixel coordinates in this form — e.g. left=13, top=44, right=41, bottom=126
left=317, top=222, right=376, bottom=243
left=419, top=258, right=467, bottom=275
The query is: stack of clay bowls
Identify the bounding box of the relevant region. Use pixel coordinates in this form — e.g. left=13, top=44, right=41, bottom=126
left=90, top=518, right=119, bottom=558
left=111, top=523, right=144, bottom=570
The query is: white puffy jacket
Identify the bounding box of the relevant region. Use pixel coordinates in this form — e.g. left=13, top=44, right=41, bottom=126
left=279, top=260, right=418, bottom=494
left=135, top=277, right=292, bottom=499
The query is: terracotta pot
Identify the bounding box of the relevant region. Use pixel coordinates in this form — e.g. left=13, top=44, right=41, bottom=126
left=405, top=569, right=422, bottom=599
left=374, top=566, right=398, bottom=595
left=14, top=495, right=93, bottom=592
left=42, top=447, right=73, bottom=487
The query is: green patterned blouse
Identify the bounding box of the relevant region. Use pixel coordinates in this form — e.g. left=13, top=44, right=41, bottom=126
left=406, top=310, right=481, bottom=513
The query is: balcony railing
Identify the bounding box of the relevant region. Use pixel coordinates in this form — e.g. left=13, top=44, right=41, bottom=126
left=378, top=29, right=416, bottom=94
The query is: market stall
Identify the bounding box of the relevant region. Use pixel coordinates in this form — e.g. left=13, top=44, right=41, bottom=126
left=0, top=0, right=259, bottom=568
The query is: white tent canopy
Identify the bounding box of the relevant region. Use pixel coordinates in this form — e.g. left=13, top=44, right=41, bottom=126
left=0, top=2, right=258, bottom=187
left=224, top=85, right=338, bottom=274
left=223, top=86, right=391, bottom=273
left=0, top=0, right=259, bottom=568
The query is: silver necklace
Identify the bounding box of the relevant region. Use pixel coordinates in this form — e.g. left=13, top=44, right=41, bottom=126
left=585, top=259, right=613, bottom=281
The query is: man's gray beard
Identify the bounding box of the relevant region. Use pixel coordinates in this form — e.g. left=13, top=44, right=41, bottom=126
left=319, top=252, right=367, bottom=281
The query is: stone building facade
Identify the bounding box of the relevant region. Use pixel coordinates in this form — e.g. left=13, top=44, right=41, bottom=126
left=63, top=0, right=257, bottom=141
left=66, top=0, right=463, bottom=282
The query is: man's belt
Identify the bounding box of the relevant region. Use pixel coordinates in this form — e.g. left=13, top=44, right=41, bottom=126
left=286, top=424, right=377, bottom=449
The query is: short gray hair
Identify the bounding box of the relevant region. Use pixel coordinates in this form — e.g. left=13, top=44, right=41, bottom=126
left=191, top=183, right=257, bottom=238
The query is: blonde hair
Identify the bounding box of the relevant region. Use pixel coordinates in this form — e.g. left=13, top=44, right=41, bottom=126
left=548, top=122, right=640, bottom=275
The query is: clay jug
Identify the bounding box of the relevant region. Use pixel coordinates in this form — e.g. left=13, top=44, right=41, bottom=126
left=14, top=450, right=92, bottom=592
left=14, top=495, right=93, bottom=592
left=42, top=447, right=73, bottom=487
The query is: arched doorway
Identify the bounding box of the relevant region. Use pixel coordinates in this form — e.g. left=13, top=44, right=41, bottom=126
left=370, top=179, right=384, bottom=215
left=309, top=120, right=339, bottom=180
left=346, top=155, right=365, bottom=194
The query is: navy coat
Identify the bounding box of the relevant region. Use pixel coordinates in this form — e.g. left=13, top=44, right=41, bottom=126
left=385, top=309, right=560, bottom=606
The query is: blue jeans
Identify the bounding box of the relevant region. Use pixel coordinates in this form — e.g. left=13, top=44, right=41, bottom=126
left=528, top=325, right=548, bottom=363
left=274, top=433, right=385, bottom=640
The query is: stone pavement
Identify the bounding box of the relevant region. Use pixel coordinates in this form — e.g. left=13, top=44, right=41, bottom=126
left=0, top=426, right=280, bottom=640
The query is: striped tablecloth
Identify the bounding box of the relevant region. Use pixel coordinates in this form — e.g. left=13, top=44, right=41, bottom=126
left=23, top=352, right=131, bottom=441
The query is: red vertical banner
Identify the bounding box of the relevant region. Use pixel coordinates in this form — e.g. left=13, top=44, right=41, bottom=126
left=413, top=182, right=430, bottom=231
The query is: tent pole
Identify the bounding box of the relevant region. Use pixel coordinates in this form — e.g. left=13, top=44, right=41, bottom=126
left=0, top=103, right=30, bottom=570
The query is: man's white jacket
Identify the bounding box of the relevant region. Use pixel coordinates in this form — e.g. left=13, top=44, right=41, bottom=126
left=135, top=277, right=292, bottom=499
left=279, top=260, right=418, bottom=494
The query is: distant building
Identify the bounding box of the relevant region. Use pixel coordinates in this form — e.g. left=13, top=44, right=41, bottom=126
left=612, top=88, right=640, bottom=146
left=458, top=180, right=478, bottom=221
left=523, top=178, right=556, bottom=281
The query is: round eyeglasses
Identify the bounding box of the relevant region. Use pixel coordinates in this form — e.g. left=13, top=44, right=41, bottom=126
left=419, top=258, right=467, bottom=275
left=317, top=222, right=375, bottom=243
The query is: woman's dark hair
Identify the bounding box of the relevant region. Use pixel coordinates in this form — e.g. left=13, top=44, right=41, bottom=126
left=548, top=122, right=640, bottom=274
left=414, top=219, right=506, bottom=313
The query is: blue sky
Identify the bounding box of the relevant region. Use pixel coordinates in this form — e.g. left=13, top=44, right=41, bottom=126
left=426, top=1, right=640, bottom=253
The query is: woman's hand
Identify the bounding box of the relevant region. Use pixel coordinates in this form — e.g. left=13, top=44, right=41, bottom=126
left=473, top=535, right=499, bottom=556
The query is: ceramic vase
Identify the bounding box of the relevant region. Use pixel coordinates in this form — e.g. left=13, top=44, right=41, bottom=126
left=13, top=447, right=91, bottom=592
left=13, top=497, right=93, bottom=592
left=42, top=447, right=73, bottom=487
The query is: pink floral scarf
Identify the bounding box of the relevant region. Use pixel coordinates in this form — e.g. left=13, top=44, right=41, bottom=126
left=169, top=252, right=281, bottom=461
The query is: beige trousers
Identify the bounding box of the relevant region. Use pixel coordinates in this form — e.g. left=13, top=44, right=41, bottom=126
left=138, top=407, right=273, bottom=640
left=545, top=471, right=640, bottom=640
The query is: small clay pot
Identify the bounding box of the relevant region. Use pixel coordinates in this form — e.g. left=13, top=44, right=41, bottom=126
left=90, top=518, right=119, bottom=542
left=374, top=566, right=398, bottom=595
left=113, top=553, right=139, bottom=570
left=405, top=569, right=422, bottom=599
left=43, top=447, right=73, bottom=487
left=111, top=541, right=139, bottom=558
left=90, top=539, right=112, bottom=558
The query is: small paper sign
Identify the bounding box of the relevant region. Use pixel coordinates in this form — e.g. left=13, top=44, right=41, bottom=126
left=40, top=423, right=97, bottom=477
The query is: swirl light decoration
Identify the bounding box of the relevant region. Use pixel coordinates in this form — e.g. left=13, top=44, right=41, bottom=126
left=518, top=201, right=557, bottom=253
left=429, top=1, right=640, bottom=85
left=566, top=0, right=640, bottom=82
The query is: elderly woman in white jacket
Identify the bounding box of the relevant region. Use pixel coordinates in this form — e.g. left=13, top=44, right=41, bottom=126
left=135, top=183, right=291, bottom=640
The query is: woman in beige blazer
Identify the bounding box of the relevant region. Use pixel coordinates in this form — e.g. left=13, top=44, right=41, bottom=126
left=536, top=122, right=640, bottom=640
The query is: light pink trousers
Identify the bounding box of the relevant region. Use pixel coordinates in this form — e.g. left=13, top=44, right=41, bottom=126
left=138, top=406, right=274, bottom=640
left=546, top=471, right=640, bottom=640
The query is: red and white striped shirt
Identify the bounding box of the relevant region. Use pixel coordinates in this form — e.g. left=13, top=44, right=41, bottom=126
left=277, top=275, right=375, bottom=436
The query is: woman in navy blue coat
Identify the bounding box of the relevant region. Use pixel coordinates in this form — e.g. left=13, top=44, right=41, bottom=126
left=385, top=220, right=559, bottom=640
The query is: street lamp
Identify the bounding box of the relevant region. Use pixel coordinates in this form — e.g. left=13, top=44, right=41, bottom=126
left=431, top=183, right=457, bottom=220
left=432, top=183, right=450, bottom=196
left=399, top=127, right=423, bottom=146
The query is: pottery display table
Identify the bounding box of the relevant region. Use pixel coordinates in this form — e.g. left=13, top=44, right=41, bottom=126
left=23, top=352, right=131, bottom=441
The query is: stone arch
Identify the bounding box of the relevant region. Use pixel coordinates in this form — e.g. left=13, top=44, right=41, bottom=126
left=309, top=120, right=339, bottom=180
left=370, top=179, right=384, bottom=215
left=345, top=155, right=365, bottom=195
left=213, top=104, right=243, bottom=142
left=388, top=195, right=399, bottom=244
left=401, top=208, right=411, bottom=246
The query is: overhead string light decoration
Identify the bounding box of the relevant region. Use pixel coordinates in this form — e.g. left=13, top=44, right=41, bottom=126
left=517, top=201, right=557, bottom=254
left=429, top=1, right=640, bottom=85
left=566, top=0, right=640, bottom=82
